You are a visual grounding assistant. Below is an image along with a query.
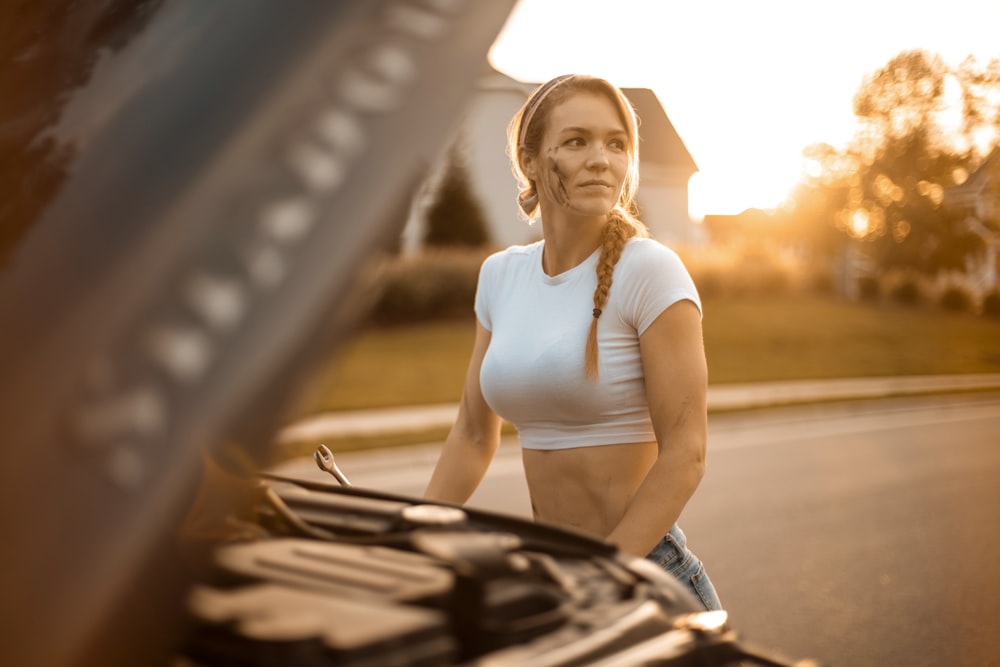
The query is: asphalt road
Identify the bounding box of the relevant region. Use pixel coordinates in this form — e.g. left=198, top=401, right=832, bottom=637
left=686, top=392, right=1000, bottom=667
left=277, top=391, right=1000, bottom=667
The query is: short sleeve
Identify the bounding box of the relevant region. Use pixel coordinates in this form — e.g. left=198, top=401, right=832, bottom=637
left=474, top=253, right=498, bottom=331
left=616, top=239, right=701, bottom=335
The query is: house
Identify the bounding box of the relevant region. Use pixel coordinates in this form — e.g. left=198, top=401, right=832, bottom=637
left=945, top=148, right=1000, bottom=224
left=943, top=148, right=1000, bottom=297
left=402, top=69, right=704, bottom=251
left=621, top=86, right=704, bottom=245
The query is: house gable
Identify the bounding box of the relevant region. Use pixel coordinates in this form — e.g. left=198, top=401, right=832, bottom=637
left=945, top=148, right=1000, bottom=226
left=404, top=70, right=704, bottom=250
left=621, top=87, right=698, bottom=175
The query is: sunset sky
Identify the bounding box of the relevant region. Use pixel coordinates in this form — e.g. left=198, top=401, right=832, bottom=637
left=487, top=0, right=1000, bottom=219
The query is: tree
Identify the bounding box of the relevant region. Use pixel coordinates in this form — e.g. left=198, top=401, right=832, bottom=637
left=785, top=50, right=1000, bottom=276
left=779, top=142, right=854, bottom=259
left=423, top=143, right=490, bottom=248
left=849, top=51, right=983, bottom=273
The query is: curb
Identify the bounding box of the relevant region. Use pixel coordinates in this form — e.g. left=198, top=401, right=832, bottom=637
left=276, top=374, right=1000, bottom=444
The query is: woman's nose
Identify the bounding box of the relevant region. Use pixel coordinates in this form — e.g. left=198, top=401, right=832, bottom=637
left=586, top=145, right=610, bottom=168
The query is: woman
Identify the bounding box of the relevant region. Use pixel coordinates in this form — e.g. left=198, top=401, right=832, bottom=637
left=424, top=74, right=721, bottom=610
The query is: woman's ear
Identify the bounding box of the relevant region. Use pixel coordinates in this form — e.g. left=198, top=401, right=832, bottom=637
left=520, top=153, right=538, bottom=180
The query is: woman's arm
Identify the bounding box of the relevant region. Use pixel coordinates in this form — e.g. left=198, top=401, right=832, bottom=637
left=423, top=321, right=503, bottom=504
left=606, top=299, right=708, bottom=557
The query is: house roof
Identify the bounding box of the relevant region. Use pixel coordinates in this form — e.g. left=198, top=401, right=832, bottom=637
left=622, top=87, right=698, bottom=174
left=944, top=147, right=999, bottom=216
left=949, top=147, right=999, bottom=197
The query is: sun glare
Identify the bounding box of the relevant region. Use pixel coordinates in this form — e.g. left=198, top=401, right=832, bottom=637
left=688, top=160, right=803, bottom=221
left=850, top=210, right=870, bottom=237
left=489, top=0, right=1000, bottom=218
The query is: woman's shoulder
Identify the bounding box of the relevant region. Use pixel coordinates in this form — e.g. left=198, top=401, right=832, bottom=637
left=616, top=237, right=701, bottom=324
left=620, top=236, right=687, bottom=271
left=482, top=240, right=542, bottom=270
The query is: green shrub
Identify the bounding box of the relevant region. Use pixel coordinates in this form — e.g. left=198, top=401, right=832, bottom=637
left=734, top=261, right=789, bottom=296
left=982, top=290, right=1000, bottom=317
left=856, top=275, right=880, bottom=301
left=805, top=265, right=835, bottom=295
left=939, top=285, right=974, bottom=312
left=679, top=244, right=811, bottom=299
left=370, top=248, right=489, bottom=325
left=424, top=146, right=489, bottom=248
left=690, top=267, right=725, bottom=300
left=889, top=279, right=922, bottom=305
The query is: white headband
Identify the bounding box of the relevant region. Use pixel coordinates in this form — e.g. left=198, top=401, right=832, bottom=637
left=517, top=74, right=576, bottom=150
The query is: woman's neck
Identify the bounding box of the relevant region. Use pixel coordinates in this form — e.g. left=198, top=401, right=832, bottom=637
left=539, top=211, right=606, bottom=276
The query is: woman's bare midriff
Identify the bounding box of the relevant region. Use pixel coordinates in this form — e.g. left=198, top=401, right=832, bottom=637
left=521, top=441, right=658, bottom=540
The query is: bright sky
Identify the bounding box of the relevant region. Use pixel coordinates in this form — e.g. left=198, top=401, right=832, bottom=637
left=488, top=0, right=1000, bottom=219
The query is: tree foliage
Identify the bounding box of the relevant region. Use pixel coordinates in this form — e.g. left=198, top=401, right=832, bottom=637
left=776, top=142, right=853, bottom=260
left=785, top=49, right=1000, bottom=276
left=423, top=143, right=490, bottom=248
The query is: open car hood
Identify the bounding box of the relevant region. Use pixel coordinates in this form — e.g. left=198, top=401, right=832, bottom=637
left=0, top=2, right=517, bottom=665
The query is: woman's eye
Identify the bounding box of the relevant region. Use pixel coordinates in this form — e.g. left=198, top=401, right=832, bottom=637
left=565, top=137, right=585, bottom=147
left=609, top=139, right=626, bottom=151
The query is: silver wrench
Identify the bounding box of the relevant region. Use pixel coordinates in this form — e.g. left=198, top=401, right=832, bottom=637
left=313, top=444, right=352, bottom=487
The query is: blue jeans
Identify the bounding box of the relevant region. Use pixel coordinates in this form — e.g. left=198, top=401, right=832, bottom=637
left=645, top=524, right=723, bottom=611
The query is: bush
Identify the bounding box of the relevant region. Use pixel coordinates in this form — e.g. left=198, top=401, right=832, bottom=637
left=424, top=146, right=489, bottom=248
left=370, top=248, right=489, bottom=325
left=856, top=275, right=880, bottom=301
left=733, top=260, right=790, bottom=296
left=939, top=285, right=974, bottom=312
left=679, top=244, right=814, bottom=299
left=805, top=265, right=835, bottom=295
left=888, top=279, right=922, bottom=305
left=982, top=290, right=1000, bottom=317
left=690, top=266, right=725, bottom=300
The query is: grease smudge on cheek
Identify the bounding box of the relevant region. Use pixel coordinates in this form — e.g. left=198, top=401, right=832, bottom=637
left=543, top=147, right=571, bottom=207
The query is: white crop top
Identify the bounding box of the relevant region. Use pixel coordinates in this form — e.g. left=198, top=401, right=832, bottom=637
left=476, top=237, right=701, bottom=450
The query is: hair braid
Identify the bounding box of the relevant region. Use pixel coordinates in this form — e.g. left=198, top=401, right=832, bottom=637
left=517, top=184, right=538, bottom=217
left=585, top=211, right=647, bottom=378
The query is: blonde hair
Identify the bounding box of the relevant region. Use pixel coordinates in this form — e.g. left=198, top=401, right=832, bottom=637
left=508, top=75, right=650, bottom=378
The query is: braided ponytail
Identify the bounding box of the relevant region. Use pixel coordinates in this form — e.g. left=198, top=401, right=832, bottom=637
left=517, top=185, right=539, bottom=218
left=585, top=209, right=649, bottom=379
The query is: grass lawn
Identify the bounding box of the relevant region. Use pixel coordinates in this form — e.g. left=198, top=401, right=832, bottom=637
left=291, top=293, right=1000, bottom=417
left=703, top=294, right=1000, bottom=382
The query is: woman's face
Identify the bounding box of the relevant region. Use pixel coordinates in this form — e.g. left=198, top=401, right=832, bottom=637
left=525, top=91, right=630, bottom=219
